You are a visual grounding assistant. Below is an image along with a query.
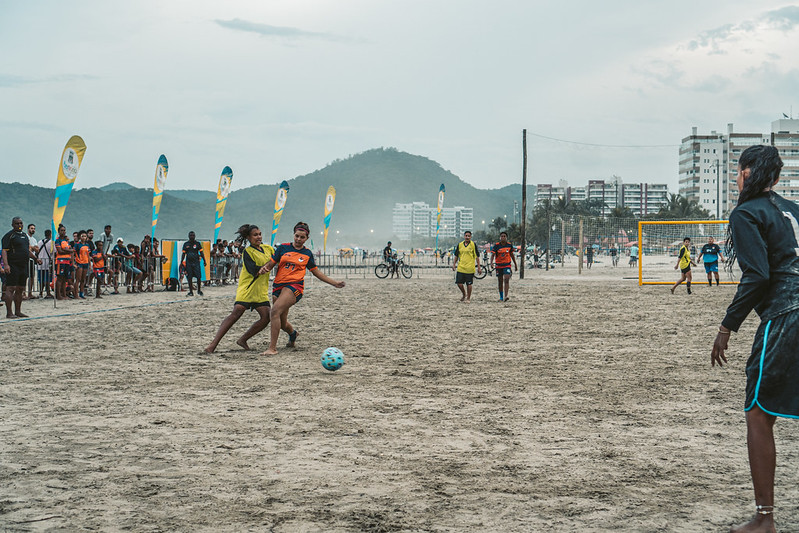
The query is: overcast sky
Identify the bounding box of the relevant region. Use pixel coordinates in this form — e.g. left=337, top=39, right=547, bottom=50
left=1, top=1, right=797, bottom=193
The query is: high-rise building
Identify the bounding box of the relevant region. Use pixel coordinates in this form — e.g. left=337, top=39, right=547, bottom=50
left=680, top=119, right=799, bottom=216
left=392, top=202, right=473, bottom=240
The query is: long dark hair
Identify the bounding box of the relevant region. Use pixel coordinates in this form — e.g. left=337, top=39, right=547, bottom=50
left=236, top=224, right=259, bottom=245
left=726, top=145, right=784, bottom=270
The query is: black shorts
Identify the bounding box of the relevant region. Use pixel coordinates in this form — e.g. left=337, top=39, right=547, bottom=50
left=5, top=264, right=29, bottom=286
left=681, top=266, right=691, bottom=274
left=235, top=301, right=270, bottom=311
left=56, top=262, right=74, bottom=278
left=186, top=262, right=202, bottom=280
left=745, top=311, right=799, bottom=418
left=455, top=272, right=474, bottom=285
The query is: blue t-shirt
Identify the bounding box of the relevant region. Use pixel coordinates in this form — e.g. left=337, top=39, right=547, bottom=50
left=701, top=243, right=720, bottom=263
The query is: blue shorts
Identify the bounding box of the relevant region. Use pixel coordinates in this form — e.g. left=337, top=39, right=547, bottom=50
left=704, top=262, right=718, bottom=273
left=496, top=266, right=512, bottom=277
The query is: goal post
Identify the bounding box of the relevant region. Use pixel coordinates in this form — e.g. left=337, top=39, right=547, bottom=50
left=637, top=220, right=740, bottom=286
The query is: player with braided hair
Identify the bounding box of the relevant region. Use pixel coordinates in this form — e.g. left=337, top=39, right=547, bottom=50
left=204, top=224, right=274, bottom=353
left=711, top=144, right=797, bottom=533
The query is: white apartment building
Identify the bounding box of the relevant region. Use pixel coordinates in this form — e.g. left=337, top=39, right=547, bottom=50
left=535, top=178, right=668, bottom=216
left=392, top=202, right=474, bottom=240
left=680, top=119, right=799, bottom=217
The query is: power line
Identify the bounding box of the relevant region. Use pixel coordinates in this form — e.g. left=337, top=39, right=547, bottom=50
left=526, top=131, right=679, bottom=149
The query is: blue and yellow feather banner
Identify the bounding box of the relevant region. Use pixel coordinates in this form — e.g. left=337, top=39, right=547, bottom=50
left=435, top=183, right=445, bottom=251
left=213, top=166, right=233, bottom=243
left=51, top=135, right=86, bottom=235
left=151, top=154, right=168, bottom=240
left=323, top=185, right=336, bottom=253
left=271, top=180, right=290, bottom=246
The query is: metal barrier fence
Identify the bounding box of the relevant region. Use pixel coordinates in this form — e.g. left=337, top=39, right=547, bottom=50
left=20, top=255, right=168, bottom=297
left=313, top=253, right=459, bottom=279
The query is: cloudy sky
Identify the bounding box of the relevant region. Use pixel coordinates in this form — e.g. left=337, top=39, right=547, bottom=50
left=1, top=1, right=797, bottom=192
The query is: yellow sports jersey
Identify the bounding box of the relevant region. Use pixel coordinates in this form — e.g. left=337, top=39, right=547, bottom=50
left=678, top=245, right=692, bottom=269
left=235, top=243, right=274, bottom=303
left=455, top=240, right=479, bottom=274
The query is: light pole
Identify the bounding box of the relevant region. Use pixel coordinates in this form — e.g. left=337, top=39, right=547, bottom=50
left=545, top=201, right=551, bottom=271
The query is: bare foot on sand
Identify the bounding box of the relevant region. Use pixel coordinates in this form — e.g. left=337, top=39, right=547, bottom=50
left=16, top=313, right=29, bottom=318
left=236, top=339, right=251, bottom=350
left=202, top=346, right=215, bottom=354
left=729, top=515, right=776, bottom=533
left=262, top=348, right=278, bottom=356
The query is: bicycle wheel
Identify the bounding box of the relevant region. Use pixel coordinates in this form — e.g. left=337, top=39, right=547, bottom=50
left=401, top=264, right=413, bottom=279
left=473, top=266, right=487, bottom=280
left=375, top=263, right=390, bottom=279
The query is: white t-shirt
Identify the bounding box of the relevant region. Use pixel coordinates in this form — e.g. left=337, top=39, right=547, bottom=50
left=37, top=238, right=54, bottom=270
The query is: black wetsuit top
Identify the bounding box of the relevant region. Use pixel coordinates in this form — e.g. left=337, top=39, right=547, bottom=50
left=722, top=192, right=799, bottom=331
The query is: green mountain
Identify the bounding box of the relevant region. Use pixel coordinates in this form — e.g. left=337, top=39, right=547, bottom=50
left=0, top=148, right=535, bottom=247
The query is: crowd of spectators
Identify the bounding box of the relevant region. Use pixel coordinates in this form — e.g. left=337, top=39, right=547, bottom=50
left=1, top=217, right=245, bottom=319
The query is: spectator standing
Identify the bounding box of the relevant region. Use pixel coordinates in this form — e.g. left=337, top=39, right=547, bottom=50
left=2, top=217, right=41, bottom=318
left=181, top=231, right=205, bottom=296
left=54, top=224, right=75, bottom=300
left=36, top=229, right=54, bottom=298
left=90, top=240, right=106, bottom=299
left=74, top=230, right=91, bottom=299
left=26, top=223, right=39, bottom=299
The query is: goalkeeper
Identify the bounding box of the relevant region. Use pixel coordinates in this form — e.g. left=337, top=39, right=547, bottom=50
left=697, top=236, right=725, bottom=286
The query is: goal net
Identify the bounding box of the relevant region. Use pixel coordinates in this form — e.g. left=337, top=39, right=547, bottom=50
left=637, top=220, right=741, bottom=285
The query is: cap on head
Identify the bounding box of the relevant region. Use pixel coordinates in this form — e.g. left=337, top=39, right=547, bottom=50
left=117, top=237, right=124, bottom=243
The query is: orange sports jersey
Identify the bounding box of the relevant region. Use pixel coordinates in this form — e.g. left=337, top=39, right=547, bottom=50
left=271, top=243, right=317, bottom=286
left=492, top=242, right=514, bottom=267
left=75, top=243, right=91, bottom=265
left=91, top=249, right=105, bottom=269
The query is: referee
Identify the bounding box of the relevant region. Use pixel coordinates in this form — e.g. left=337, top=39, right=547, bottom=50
left=2, top=217, right=41, bottom=319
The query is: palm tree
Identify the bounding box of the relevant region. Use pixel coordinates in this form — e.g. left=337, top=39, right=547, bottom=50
left=656, top=194, right=711, bottom=219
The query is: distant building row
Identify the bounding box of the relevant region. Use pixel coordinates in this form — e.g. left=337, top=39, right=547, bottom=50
left=392, top=202, right=473, bottom=240
left=535, top=179, right=669, bottom=217
left=679, top=118, right=799, bottom=218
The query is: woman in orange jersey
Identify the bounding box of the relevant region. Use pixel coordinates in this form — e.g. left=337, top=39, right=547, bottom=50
left=260, top=222, right=345, bottom=356
left=74, top=230, right=91, bottom=299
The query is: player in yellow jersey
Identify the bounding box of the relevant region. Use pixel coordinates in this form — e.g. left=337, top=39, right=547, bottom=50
left=451, top=231, right=481, bottom=302
left=670, top=237, right=697, bottom=294
left=204, top=224, right=274, bottom=353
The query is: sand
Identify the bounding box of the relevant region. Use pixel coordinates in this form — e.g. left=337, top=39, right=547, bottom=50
left=1, top=268, right=797, bottom=532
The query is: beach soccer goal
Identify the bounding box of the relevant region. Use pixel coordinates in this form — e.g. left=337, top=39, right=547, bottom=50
left=637, top=220, right=741, bottom=286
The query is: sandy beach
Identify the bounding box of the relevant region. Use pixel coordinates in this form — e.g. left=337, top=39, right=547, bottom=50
left=1, top=268, right=797, bottom=532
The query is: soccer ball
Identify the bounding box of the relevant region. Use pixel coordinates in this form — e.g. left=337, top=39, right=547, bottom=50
left=321, top=347, right=345, bottom=371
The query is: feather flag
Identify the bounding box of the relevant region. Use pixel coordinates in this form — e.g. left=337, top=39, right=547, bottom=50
left=323, top=186, right=336, bottom=253
left=151, top=154, right=168, bottom=240
left=51, top=136, right=86, bottom=235
left=435, top=183, right=445, bottom=251
left=271, top=180, right=290, bottom=246
left=213, top=166, right=233, bottom=243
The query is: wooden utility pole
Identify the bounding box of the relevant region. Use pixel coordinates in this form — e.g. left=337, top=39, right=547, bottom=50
left=520, top=129, right=527, bottom=280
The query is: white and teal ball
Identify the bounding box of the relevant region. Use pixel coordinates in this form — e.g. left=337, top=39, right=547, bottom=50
left=321, top=347, right=345, bottom=371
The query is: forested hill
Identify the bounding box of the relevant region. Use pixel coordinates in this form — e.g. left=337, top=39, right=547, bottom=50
left=0, top=148, right=534, bottom=247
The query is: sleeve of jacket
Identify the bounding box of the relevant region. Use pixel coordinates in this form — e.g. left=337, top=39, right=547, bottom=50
left=721, top=208, right=770, bottom=331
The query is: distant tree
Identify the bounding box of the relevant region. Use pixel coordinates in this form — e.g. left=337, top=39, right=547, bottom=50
left=608, top=206, right=635, bottom=219
left=654, top=194, right=712, bottom=219
left=489, top=216, right=507, bottom=234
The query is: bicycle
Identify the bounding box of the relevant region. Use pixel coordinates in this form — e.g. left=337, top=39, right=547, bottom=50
left=375, top=257, right=413, bottom=279
left=473, top=263, right=494, bottom=280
